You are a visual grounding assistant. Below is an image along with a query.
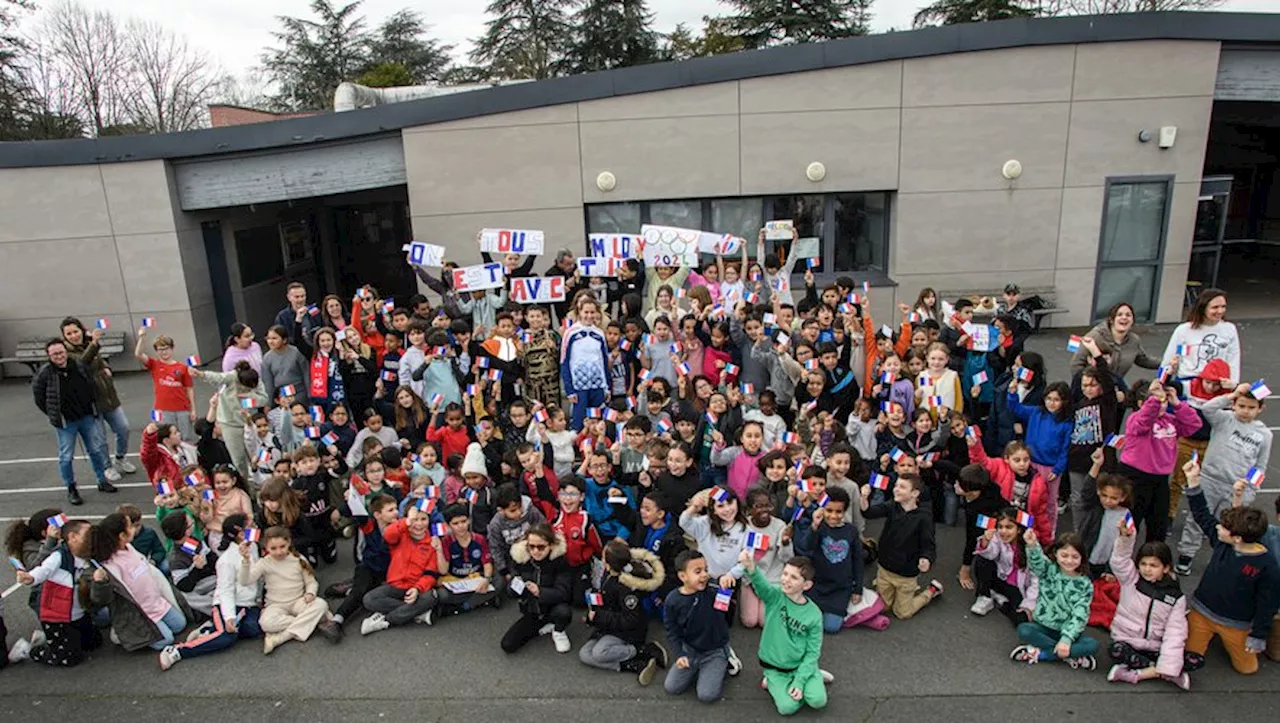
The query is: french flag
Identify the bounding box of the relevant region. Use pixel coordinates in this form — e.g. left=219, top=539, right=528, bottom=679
left=975, top=514, right=997, bottom=530
left=869, top=473, right=892, bottom=490
left=279, top=384, right=297, bottom=397
left=1157, top=366, right=1173, bottom=384
left=604, top=408, right=621, bottom=423
left=1123, top=511, right=1136, bottom=533
left=1174, top=343, right=1195, bottom=357
left=466, top=384, right=478, bottom=397
left=586, top=408, right=603, bottom=419
left=744, top=291, right=759, bottom=304
left=180, top=538, right=200, bottom=555
left=381, top=370, right=398, bottom=382
left=880, top=401, right=899, bottom=415
left=972, top=371, right=989, bottom=385
left=1066, top=335, right=1082, bottom=353
left=745, top=531, right=771, bottom=550
left=909, top=312, right=922, bottom=323
left=150, top=410, right=163, bottom=422
left=310, top=405, right=325, bottom=421
left=1251, top=379, right=1272, bottom=399
left=47, top=513, right=68, bottom=528
left=416, top=498, right=436, bottom=514
left=815, top=493, right=830, bottom=508
left=1105, top=434, right=1125, bottom=449
left=1190, top=450, right=1199, bottom=467
left=1246, top=467, right=1266, bottom=488
left=156, top=480, right=174, bottom=495
left=656, top=419, right=672, bottom=434
left=705, top=411, right=719, bottom=425
left=429, top=393, right=445, bottom=408
left=619, top=339, right=632, bottom=351
left=714, top=587, right=732, bottom=611
left=710, top=486, right=730, bottom=503
left=307, top=304, right=320, bottom=316
left=670, top=342, right=683, bottom=354
left=637, top=368, right=653, bottom=382
left=239, top=397, right=258, bottom=409
left=486, top=369, right=503, bottom=381
left=1016, top=367, right=1034, bottom=382
left=533, top=408, right=549, bottom=424
left=797, top=480, right=814, bottom=494
left=741, top=382, right=755, bottom=395
left=243, top=528, right=261, bottom=543
left=183, top=473, right=201, bottom=487
left=586, top=592, right=604, bottom=607
left=141, top=317, right=156, bottom=328
left=477, top=357, right=491, bottom=369
left=1016, top=511, right=1035, bottom=528
left=725, top=363, right=741, bottom=376
left=762, top=313, right=777, bottom=326
left=966, top=425, right=980, bottom=439
left=186, top=355, right=201, bottom=367
left=423, top=486, right=441, bottom=500
left=677, top=362, right=692, bottom=376
left=464, top=488, right=479, bottom=503
left=782, top=432, right=800, bottom=445
left=889, top=448, right=907, bottom=462
left=431, top=522, right=449, bottom=537
left=838, top=302, right=854, bottom=314
left=926, top=395, right=944, bottom=408
left=321, top=432, right=339, bottom=446
left=304, top=426, right=322, bottom=439
left=202, top=489, right=216, bottom=502
left=791, top=505, right=805, bottom=522
left=804, top=359, right=819, bottom=370
left=95, top=318, right=110, bottom=330
left=255, top=448, right=272, bottom=466
left=382, top=299, right=395, bottom=313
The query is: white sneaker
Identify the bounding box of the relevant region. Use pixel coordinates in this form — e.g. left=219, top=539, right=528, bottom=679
left=727, top=646, right=742, bottom=676
left=361, top=613, right=390, bottom=635
left=820, top=668, right=834, bottom=684
left=31, top=630, right=47, bottom=648
left=103, top=466, right=122, bottom=482
left=414, top=609, right=434, bottom=626
left=970, top=596, right=995, bottom=616
left=990, top=592, right=1009, bottom=607
left=551, top=629, right=571, bottom=653
left=7, top=638, right=31, bottom=663
left=109, top=628, right=120, bottom=646
left=158, top=645, right=181, bottom=671
left=538, top=623, right=555, bottom=636
left=117, top=459, right=138, bottom=474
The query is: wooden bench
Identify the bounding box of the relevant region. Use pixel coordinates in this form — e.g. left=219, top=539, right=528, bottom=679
left=938, top=287, right=1069, bottom=332
left=0, top=331, right=128, bottom=375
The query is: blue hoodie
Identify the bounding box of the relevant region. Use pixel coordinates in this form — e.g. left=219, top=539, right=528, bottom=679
left=1006, top=392, right=1072, bottom=477
left=583, top=477, right=636, bottom=542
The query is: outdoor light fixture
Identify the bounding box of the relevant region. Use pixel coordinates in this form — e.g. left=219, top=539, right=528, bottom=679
left=806, top=162, right=826, bottom=182
left=596, top=171, right=616, bottom=192
left=1001, top=160, right=1023, bottom=180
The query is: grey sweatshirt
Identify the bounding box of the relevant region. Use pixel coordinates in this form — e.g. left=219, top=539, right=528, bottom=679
left=486, top=496, right=546, bottom=574
left=1200, top=394, right=1272, bottom=492
left=260, top=345, right=309, bottom=401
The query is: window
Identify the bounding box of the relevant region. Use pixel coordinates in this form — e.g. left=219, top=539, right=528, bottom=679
left=1092, top=177, right=1173, bottom=322
left=584, top=191, right=891, bottom=283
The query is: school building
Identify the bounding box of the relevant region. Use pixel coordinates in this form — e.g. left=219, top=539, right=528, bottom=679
left=2, top=11, right=1279, bottom=372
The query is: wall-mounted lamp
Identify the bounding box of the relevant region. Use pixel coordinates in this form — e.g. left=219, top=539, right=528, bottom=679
left=806, top=162, right=826, bottom=182
left=596, top=171, right=616, bottom=192
left=1001, top=160, right=1023, bottom=181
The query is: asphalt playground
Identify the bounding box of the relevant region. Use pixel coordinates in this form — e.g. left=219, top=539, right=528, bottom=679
left=1, top=320, right=1278, bottom=722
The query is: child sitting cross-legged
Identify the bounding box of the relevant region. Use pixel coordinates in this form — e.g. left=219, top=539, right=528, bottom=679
left=1010, top=528, right=1098, bottom=670
left=435, top=503, right=503, bottom=617
left=969, top=507, right=1038, bottom=626
left=579, top=540, right=670, bottom=685
left=237, top=526, right=341, bottom=654
left=360, top=503, right=444, bottom=634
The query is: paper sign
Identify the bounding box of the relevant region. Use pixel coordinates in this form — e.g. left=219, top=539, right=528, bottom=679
left=443, top=577, right=487, bottom=594
left=509, top=276, right=566, bottom=304
left=640, top=225, right=744, bottom=267
left=968, top=325, right=993, bottom=352
left=509, top=576, right=527, bottom=595
left=346, top=486, right=368, bottom=517
left=764, top=220, right=794, bottom=240
left=403, top=242, right=446, bottom=267
left=479, top=228, right=544, bottom=256
left=577, top=257, right=622, bottom=277
left=587, top=233, right=643, bottom=260
left=451, top=263, right=505, bottom=292
left=791, top=236, right=820, bottom=260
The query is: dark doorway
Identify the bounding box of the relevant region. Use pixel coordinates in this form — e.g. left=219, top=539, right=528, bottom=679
left=201, top=220, right=238, bottom=338
left=330, top=199, right=417, bottom=304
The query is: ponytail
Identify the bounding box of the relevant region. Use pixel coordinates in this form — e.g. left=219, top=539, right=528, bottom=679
left=224, top=322, right=249, bottom=349
left=90, top=512, right=130, bottom=563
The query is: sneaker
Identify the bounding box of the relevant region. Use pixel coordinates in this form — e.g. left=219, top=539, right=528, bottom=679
left=970, top=595, right=995, bottom=616
left=1010, top=645, right=1039, bottom=664
left=820, top=669, right=834, bottom=684
left=991, top=591, right=1009, bottom=607
left=7, top=638, right=31, bottom=663
left=1162, top=672, right=1191, bottom=691
left=116, top=459, right=138, bottom=474
left=158, top=645, right=181, bottom=671
left=538, top=623, right=555, bottom=636
left=415, top=609, right=434, bottom=626
left=316, top=620, right=343, bottom=643
left=727, top=646, right=742, bottom=676
left=759, top=677, right=768, bottom=690
left=637, top=655, right=658, bottom=686
left=647, top=641, right=669, bottom=669
left=551, top=629, right=571, bottom=653
left=30, top=630, right=46, bottom=649
left=1107, top=664, right=1140, bottom=684
left=103, top=467, right=122, bottom=482
left=97, top=480, right=118, bottom=493
left=1174, top=556, right=1193, bottom=576
left=1066, top=655, right=1096, bottom=671
left=927, top=579, right=944, bottom=598
left=361, top=613, right=390, bottom=636
left=263, top=632, right=287, bottom=655
left=109, top=628, right=120, bottom=646
left=324, top=581, right=353, bottom=599
left=67, top=484, right=84, bottom=506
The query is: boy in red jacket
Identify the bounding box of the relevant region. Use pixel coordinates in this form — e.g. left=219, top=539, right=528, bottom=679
left=139, top=422, right=189, bottom=490
left=359, top=504, right=445, bottom=634
left=552, top=476, right=603, bottom=607
left=517, top=442, right=561, bottom=520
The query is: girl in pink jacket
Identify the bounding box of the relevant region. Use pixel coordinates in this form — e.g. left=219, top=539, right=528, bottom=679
left=1106, top=522, right=1196, bottom=689
left=1117, top=380, right=1202, bottom=545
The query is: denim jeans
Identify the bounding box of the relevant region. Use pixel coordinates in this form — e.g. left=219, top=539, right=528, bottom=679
left=149, top=604, right=189, bottom=650
left=54, top=415, right=110, bottom=487
left=97, top=406, right=130, bottom=460
left=569, top=387, right=608, bottom=431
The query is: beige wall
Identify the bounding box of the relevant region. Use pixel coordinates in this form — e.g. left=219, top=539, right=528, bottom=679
left=0, top=160, right=212, bottom=375
left=400, top=39, right=1221, bottom=326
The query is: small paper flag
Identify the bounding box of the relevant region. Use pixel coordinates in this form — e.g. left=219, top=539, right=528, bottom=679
left=869, top=473, right=892, bottom=490
left=430, top=522, right=449, bottom=537
left=180, top=538, right=200, bottom=555
left=429, top=393, right=445, bottom=408
left=304, top=426, right=322, bottom=439
left=972, top=371, right=989, bottom=385
left=95, top=318, right=110, bottom=330
left=741, top=382, right=755, bottom=395
left=279, top=385, right=297, bottom=397
left=710, top=486, right=730, bottom=503
left=239, top=397, right=258, bottom=409
left=656, top=418, right=673, bottom=435
left=183, top=473, right=201, bottom=487
left=1015, top=510, right=1035, bottom=528
left=156, top=480, right=174, bottom=495
left=816, top=493, right=830, bottom=508
left=744, top=531, right=771, bottom=551
left=1016, top=367, right=1034, bottom=382
left=975, top=514, right=997, bottom=530
left=1105, top=434, right=1125, bottom=449
left=202, top=488, right=215, bottom=502
left=1123, top=511, right=1135, bottom=533
left=724, top=363, right=741, bottom=376
left=140, top=317, right=156, bottom=328
left=321, top=432, right=339, bottom=446
left=186, top=355, right=201, bottom=367
left=1250, top=379, right=1272, bottom=399
left=586, top=592, right=604, bottom=607
left=1245, top=467, right=1266, bottom=488
left=47, top=513, right=68, bottom=528
left=150, top=410, right=163, bottom=422
left=714, top=587, right=732, bottom=611
left=243, top=528, right=261, bottom=543
left=1066, top=335, right=1082, bottom=353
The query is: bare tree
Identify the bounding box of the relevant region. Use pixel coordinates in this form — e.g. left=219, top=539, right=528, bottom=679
left=18, top=36, right=84, bottom=137
left=43, top=0, right=129, bottom=135
left=1039, top=0, right=1224, bottom=12
left=123, top=20, right=221, bottom=133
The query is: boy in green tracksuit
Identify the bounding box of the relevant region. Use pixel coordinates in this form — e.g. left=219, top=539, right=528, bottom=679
left=738, top=549, right=827, bottom=716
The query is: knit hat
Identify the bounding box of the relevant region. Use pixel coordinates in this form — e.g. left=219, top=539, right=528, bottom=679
left=1198, top=358, right=1230, bottom=382
left=461, top=442, right=488, bottom=479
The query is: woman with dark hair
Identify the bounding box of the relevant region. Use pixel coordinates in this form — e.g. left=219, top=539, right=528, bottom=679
left=1160, top=288, right=1240, bottom=386
left=260, top=324, right=309, bottom=407
left=60, top=316, right=134, bottom=483
left=320, top=294, right=349, bottom=331
left=1069, top=302, right=1160, bottom=382
left=221, top=322, right=262, bottom=373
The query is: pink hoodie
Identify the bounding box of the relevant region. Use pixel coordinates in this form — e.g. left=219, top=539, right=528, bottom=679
left=1118, top=396, right=1202, bottom=475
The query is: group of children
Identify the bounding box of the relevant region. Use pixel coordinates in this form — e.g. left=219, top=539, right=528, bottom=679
left=4, top=240, right=1278, bottom=708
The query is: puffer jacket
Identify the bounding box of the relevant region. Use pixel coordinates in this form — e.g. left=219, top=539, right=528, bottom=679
left=1108, top=533, right=1188, bottom=677
left=967, top=435, right=1052, bottom=545
left=63, top=338, right=121, bottom=411
left=509, top=537, right=573, bottom=618
left=974, top=534, right=1039, bottom=614
left=89, top=560, right=196, bottom=651
left=587, top=547, right=665, bottom=645
left=32, top=356, right=98, bottom=428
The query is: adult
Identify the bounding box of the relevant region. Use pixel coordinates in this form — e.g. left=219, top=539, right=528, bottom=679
left=260, top=325, right=309, bottom=407
left=544, top=249, right=582, bottom=324
left=274, top=282, right=320, bottom=348
left=1161, top=289, right=1240, bottom=386
left=60, top=317, right=134, bottom=482
left=560, top=297, right=610, bottom=431
left=409, top=256, right=465, bottom=320
left=32, top=339, right=118, bottom=505
left=319, top=294, right=349, bottom=331
left=221, top=322, right=263, bottom=373
left=1069, top=302, right=1160, bottom=381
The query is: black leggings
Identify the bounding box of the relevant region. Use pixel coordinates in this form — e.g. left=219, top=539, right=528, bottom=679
left=30, top=617, right=101, bottom=667
left=1109, top=641, right=1204, bottom=672
left=1121, top=463, right=1170, bottom=544
left=973, top=557, right=1029, bottom=627
left=500, top=604, right=571, bottom=653
left=334, top=566, right=385, bottom=621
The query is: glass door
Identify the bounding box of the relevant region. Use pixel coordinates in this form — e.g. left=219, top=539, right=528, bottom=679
left=1091, top=177, right=1174, bottom=322
left=1188, top=176, right=1231, bottom=302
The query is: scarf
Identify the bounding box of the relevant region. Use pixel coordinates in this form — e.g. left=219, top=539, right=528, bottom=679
left=309, top=353, right=329, bottom=399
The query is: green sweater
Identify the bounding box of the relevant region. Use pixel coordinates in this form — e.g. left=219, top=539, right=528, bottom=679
left=1027, top=543, right=1092, bottom=644
left=747, top=566, right=823, bottom=684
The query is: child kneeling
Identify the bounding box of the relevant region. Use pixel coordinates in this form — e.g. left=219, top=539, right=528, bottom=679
left=580, top=540, right=669, bottom=684
left=663, top=551, right=732, bottom=703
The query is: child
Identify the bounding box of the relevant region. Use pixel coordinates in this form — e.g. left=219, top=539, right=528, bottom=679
left=792, top=486, right=863, bottom=633
left=580, top=540, right=669, bottom=684
left=134, top=328, right=196, bottom=441
left=9, top=519, right=100, bottom=666
left=330, top=494, right=398, bottom=631
left=436, top=503, right=502, bottom=616
left=1119, top=380, right=1202, bottom=546
left=859, top=474, right=941, bottom=619
left=501, top=524, right=574, bottom=654
left=119, top=503, right=167, bottom=569
left=345, top=410, right=399, bottom=467
left=359, top=504, right=444, bottom=634
left=161, top=513, right=218, bottom=614
left=579, top=450, right=636, bottom=542
left=711, top=419, right=767, bottom=502
left=1010, top=529, right=1097, bottom=669
left=199, top=465, right=254, bottom=549
left=1176, top=382, right=1272, bottom=575
left=662, top=550, right=732, bottom=703
left=516, top=441, right=560, bottom=520
left=844, top=397, right=878, bottom=467
left=528, top=404, right=576, bottom=479
left=237, top=526, right=342, bottom=653
left=426, top=402, right=472, bottom=464
left=739, top=550, right=828, bottom=716
left=1181, top=459, right=1278, bottom=675
left=488, top=483, right=548, bottom=584
left=289, top=444, right=346, bottom=565
left=740, top=486, right=796, bottom=629
left=917, top=342, right=963, bottom=415
left=967, top=433, right=1052, bottom=545
left=1006, top=380, right=1073, bottom=530
left=970, top=506, right=1038, bottom=625
left=623, top=491, right=688, bottom=615
left=1106, top=520, right=1192, bottom=688
left=455, top=443, right=498, bottom=534
left=1085, top=450, right=1132, bottom=577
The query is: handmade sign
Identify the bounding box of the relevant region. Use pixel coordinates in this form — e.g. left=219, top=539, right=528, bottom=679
left=479, top=228, right=544, bottom=255
left=587, top=233, right=643, bottom=260
left=764, top=220, right=794, bottom=240
left=640, top=225, right=743, bottom=267
left=509, top=276, right=566, bottom=304
left=402, top=242, right=446, bottom=267
left=791, top=236, right=820, bottom=260
left=451, top=263, right=505, bottom=292
left=577, top=257, right=623, bottom=277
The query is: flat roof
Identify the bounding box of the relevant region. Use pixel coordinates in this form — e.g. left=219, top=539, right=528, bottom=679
left=2, top=10, right=1278, bottom=169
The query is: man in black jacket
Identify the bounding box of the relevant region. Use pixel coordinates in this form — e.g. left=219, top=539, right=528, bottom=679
left=32, top=339, right=117, bottom=505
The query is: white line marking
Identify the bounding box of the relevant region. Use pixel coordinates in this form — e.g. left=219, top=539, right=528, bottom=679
left=0, top=452, right=140, bottom=466
left=0, top=482, right=154, bottom=495
left=2, top=582, right=21, bottom=599
left=0, top=514, right=156, bottom=523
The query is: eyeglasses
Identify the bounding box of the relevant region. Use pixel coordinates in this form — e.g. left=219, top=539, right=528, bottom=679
left=526, top=543, right=548, bottom=551
left=558, top=491, right=581, bottom=498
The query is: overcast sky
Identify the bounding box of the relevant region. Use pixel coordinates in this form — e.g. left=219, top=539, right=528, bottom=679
left=32, top=0, right=1280, bottom=81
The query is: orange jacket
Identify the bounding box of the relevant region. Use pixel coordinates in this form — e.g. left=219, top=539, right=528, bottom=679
left=382, top=519, right=442, bottom=592
left=862, top=317, right=912, bottom=395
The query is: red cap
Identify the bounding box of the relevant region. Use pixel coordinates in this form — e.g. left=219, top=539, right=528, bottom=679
left=1199, top=358, right=1230, bottom=382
